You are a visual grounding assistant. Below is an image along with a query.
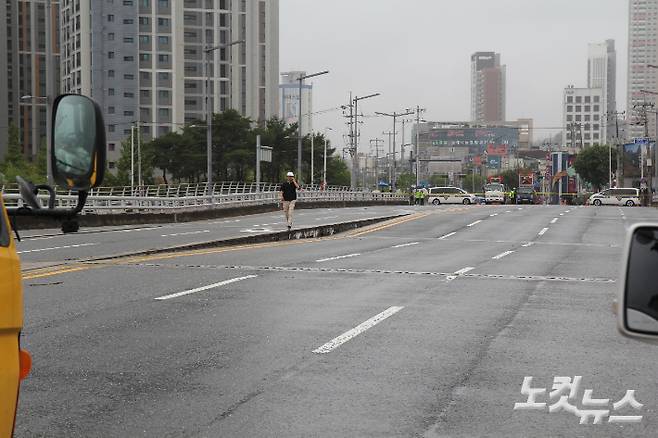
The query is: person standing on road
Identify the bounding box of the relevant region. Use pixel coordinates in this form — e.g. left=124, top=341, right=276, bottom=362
left=280, top=171, right=300, bottom=231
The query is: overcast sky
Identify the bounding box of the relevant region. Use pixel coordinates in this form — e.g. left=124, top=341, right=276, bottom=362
left=280, top=0, right=627, bottom=154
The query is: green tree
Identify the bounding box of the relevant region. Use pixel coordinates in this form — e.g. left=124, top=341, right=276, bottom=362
left=0, top=124, right=29, bottom=184
left=396, top=172, right=415, bottom=191
left=573, top=145, right=617, bottom=191
left=429, top=174, right=448, bottom=186
left=462, top=173, right=486, bottom=193
left=115, top=135, right=155, bottom=186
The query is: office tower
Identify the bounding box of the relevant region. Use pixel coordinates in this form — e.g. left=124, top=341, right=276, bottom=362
left=471, top=52, right=506, bottom=123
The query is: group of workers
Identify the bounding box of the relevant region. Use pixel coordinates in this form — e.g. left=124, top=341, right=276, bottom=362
left=411, top=187, right=429, bottom=205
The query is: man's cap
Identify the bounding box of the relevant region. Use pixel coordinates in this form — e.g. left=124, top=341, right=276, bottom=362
left=286, top=171, right=294, bottom=177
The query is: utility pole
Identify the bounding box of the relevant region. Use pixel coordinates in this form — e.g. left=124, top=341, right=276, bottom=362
left=348, top=92, right=381, bottom=188
left=375, top=109, right=414, bottom=190
left=370, top=138, right=384, bottom=189
left=382, top=131, right=394, bottom=187
left=414, top=106, right=426, bottom=188
left=608, top=110, right=625, bottom=188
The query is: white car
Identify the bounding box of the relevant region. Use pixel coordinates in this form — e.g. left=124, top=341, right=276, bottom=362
left=589, top=188, right=640, bottom=207
left=428, top=187, right=477, bottom=205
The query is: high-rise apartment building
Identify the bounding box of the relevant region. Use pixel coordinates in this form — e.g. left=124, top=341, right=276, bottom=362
left=0, top=0, right=60, bottom=161
left=628, top=0, right=658, bottom=140
left=60, top=0, right=279, bottom=169
left=562, top=86, right=606, bottom=149
left=279, top=71, right=313, bottom=136
left=588, top=39, right=617, bottom=142
left=470, top=52, right=506, bottom=123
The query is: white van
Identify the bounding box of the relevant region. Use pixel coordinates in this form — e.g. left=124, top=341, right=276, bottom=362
left=428, top=187, right=477, bottom=205
left=588, top=188, right=641, bottom=206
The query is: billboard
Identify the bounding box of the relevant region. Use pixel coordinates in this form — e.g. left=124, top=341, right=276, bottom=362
left=424, top=127, right=518, bottom=149
left=623, top=139, right=655, bottom=180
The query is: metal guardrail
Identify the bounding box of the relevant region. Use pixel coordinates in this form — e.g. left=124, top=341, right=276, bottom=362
left=1, top=182, right=407, bottom=214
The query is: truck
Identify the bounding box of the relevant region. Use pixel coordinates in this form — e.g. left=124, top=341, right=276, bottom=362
left=484, top=182, right=507, bottom=204
left=0, top=94, right=106, bottom=436
left=516, top=174, right=537, bottom=204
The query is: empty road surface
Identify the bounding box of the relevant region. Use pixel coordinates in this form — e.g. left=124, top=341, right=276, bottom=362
left=15, top=204, right=658, bottom=437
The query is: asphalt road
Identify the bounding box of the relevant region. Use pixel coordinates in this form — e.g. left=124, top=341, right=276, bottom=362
left=14, top=206, right=416, bottom=267
left=14, top=204, right=658, bottom=437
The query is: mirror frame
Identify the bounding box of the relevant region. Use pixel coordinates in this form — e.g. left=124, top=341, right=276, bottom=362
left=50, top=94, right=106, bottom=191
left=618, top=222, right=658, bottom=343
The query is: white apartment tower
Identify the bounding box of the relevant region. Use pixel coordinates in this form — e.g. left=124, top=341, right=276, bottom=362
left=562, top=86, right=606, bottom=149
left=588, top=39, right=616, bottom=141
left=627, top=0, right=658, bottom=140
left=59, top=0, right=279, bottom=168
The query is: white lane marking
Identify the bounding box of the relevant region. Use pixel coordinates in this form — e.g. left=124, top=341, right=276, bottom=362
left=316, top=253, right=361, bottom=262
left=467, top=220, right=482, bottom=227
left=17, top=242, right=98, bottom=254
left=490, top=213, right=499, bottom=217
left=538, top=227, right=549, bottom=236
left=565, top=210, right=571, bottom=213
left=517, top=208, right=523, bottom=210
left=439, top=232, right=457, bottom=240
left=550, top=218, right=559, bottom=224
left=492, top=250, right=515, bottom=260
left=154, top=275, right=257, bottom=300
left=114, top=226, right=161, bottom=233
left=559, top=213, right=564, bottom=216
left=391, top=242, right=420, bottom=249
left=312, top=306, right=404, bottom=354
left=161, top=230, right=210, bottom=237
left=315, top=216, right=339, bottom=220
left=447, top=266, right=475, bottom=282
left=505, top=210, right=512, bottom=213
left=454, top=267, right=475, bottom=275
left=522, top=242, right=535, bottom=247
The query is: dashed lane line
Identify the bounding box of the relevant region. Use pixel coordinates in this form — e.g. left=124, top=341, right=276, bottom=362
left=316, top=253, right=361, bottom=263
left=154, top=275, right=257, bottom=300
left=538, top=228, right=549, bottom=236
left=391, top=242, right=420, bottom=249
left=492, top=250, right=515, bottom=260
left=312, top=306, right=404, bottom=354
left=17, top=243, right=98, bottom=254
left=439, top=232, right=457, bottom=240
left=161, top=230, right=211, bottom=237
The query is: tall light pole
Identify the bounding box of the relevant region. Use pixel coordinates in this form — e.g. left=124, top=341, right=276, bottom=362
left=204, top=39, right=244, bottom=192
left=375, top=109, right=414, bottom=190
left=297, top=70, right=329, bottom=183
left=350, top=92, right=381, bottom=188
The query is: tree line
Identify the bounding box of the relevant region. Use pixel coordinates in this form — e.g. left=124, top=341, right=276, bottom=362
left=104, top=110, right=350, bottom=187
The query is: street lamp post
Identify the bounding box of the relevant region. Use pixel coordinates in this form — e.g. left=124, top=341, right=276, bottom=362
left=204, top=39, right=244, bottom=193
left=297, top=70, right=329, bottom=183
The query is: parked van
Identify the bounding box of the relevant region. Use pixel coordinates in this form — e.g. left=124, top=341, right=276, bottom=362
left=428, top=187, right=477, bottom=205
left=588, top=188, right=641, bottom=206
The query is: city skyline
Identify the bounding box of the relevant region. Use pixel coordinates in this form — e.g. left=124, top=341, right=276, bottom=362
left=280, top=0, right=627, bottom=152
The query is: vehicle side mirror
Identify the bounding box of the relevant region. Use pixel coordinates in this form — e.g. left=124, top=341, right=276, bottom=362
left=618, top=223, right=658, bottom=343
left=51, top=94, right=106, bottom=191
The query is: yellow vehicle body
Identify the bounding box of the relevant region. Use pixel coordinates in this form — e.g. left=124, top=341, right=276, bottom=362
left=0, top=198, right=25, bottom=437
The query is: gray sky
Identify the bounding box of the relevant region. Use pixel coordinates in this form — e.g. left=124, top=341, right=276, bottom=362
left=280, top=0, right=627, bottom=154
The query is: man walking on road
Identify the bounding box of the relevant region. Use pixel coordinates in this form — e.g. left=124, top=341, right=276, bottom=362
left=280, top=171, right=300, bottom=231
